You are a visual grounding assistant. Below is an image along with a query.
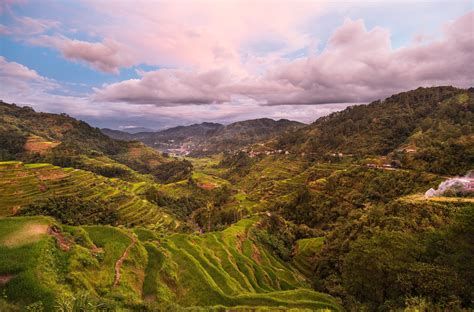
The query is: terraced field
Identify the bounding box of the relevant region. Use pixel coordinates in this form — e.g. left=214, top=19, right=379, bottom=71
left=0, top=161, right=177, bottom=228
left=0, top=216, right=342, bottom=311
left=143, top=218, right=343, bottom=310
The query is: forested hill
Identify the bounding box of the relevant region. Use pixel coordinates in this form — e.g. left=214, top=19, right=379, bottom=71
left=275, top=86, right=474, bottom=175
left=0, top=102, right=192, bottom=183
left=103, top=118, right=304, bottom=155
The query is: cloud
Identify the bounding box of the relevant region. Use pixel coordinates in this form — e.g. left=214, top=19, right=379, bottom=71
left=94, top=68, right=237, bottom=104
left=0, top=56, right=56, bottom=92
left=0, top=14, right=59, bottom=36
left=29, top=36, right=133, bottom=73
left=0, top=0, right=26, bottom=15
left=13, top=16, right=59, bottom=35
left=0, top=56, right=40, bottom=79
left=94, top=12, right=474, bottom=106
left=83, top=0, right=326, bottom=71
left=261, top=11, right=474, bottom=104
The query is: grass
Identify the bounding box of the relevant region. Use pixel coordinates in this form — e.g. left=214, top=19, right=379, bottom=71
left=0, top=216, right=342, bottom=311
left=150, top=219, right=342, bottom=310
left=0, top=216, right=59, bottom=309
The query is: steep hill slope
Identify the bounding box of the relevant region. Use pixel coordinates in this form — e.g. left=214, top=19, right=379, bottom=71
left=0, top=216, right=342, bottom=311
left=275, top=86, right=473, bottom=175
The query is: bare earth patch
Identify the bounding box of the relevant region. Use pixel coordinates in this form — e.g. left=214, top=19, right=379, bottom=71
left=1, top=223, right=49, bottom=247
left=128, top=147, right=144, bottom=158
left=49, top=227, right=72, bottom=251
left=251, top=243, right=262, bottom=264
left=36, top=170, right=70, bottom=181
left=0, top=274, right=15, bottom=285
left=24, top=136, right=60, bottom=155
left=198, top=182, right=217, bottom=190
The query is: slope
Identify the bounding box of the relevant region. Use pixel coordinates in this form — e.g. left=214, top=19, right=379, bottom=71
left=102, top=118, right=305, bottom=156
left=0, top=216, right=342, bottom=311
left=0, top=101, right=190, bottom=183
left=0, top=161, right=177, bottom=228
left=275, top=86, right=473, bottom=175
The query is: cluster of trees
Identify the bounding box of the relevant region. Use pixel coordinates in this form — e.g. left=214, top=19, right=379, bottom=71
left=19, top=196, right=119, bottom=225
left=151, top=159, right=193, bottom=183
left=0, top=129, right=26, bottom=161
left=144, top=185, right=204, bottom=219
left=217, top=151, right=255, bottom=181
left=340, top=205, right=473, bottom=310
left=277, top=167, right=440, bottom=228
left=250, top=214, right=318, bottom=261
left=269, top=165, right=472, bottom=310
left=0, top=101, right=194, bottom=183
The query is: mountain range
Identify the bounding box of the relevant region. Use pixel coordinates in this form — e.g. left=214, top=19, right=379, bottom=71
left=102, top=118, right=304, bottom=156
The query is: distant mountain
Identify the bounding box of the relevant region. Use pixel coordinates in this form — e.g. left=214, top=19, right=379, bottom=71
left=274, top=86, right=474, bottom=175
left=101, top=128, right=136, bottom=141
left=102, top=119, right=305, bottom=156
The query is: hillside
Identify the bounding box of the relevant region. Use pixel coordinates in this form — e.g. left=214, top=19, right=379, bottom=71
left=102, top=119, right=304, bottom=156
left=275, top=86, right=474, bottom=175
left=0, top=216, right=342, bottom=311
left=0, top=161, right=178, bottom=229
left=0, top=102, right=191, bottom=183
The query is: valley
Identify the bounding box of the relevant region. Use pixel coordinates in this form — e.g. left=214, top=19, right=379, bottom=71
left=0, top=86, right=473, bottom=311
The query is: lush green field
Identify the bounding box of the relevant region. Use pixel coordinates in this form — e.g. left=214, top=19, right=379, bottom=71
left=0, top=217, right=342, bottom=311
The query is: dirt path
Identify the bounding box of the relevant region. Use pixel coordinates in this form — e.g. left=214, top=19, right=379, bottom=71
left=112, top=235, right=137, bottom=288
left=49, top=227, right=72, bottom=251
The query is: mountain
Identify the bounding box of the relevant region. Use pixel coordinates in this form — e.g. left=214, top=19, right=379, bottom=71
left=274, top=86, right=474, bottom=175
left=101, top=128, right=136, bottom=141
left=0, top=101, right=192, bottom=183
left=102, top=119, right=304, bottom=156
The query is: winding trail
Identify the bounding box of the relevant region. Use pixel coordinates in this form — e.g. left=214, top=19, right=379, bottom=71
left=113, top=235, right=137, bottom=288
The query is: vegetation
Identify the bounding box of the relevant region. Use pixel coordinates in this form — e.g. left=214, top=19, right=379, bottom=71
left=18, top=196, right=119, bottom=226
left=276, top=86, right=474, bottom=175
left=0, top=217, right=342, bottom=311
left=0, top=87, right=473, bottom=310
left=102, top=118, right=304, bottom=156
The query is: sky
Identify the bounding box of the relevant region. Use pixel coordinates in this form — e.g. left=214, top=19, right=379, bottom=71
left=0, top=0, right=473, bottom=130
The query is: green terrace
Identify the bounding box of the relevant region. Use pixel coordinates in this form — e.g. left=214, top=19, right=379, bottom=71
left=0, top=216, right=342, bottom=311
left=0, top=161, right=178, bottom=229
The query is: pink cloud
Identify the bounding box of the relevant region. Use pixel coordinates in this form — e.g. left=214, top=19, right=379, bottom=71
left=13, top=16, right=60, bottom=35
left=29, top=36, right=133, bottom=73
left=0, top=17, right=59, bottom=36
left=94, top=68, right=234, bottom=104
left=0, top=55, right=42, bottom=81
left=79, top=0, right=326, bottom=71
left=94, top=12, right=474, bottom=106
left=0, top=0, right=26, bottom=15
left=0, top=56, right=57, bottom=97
